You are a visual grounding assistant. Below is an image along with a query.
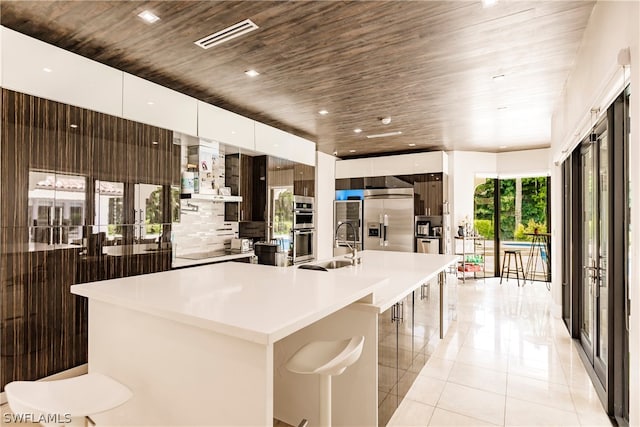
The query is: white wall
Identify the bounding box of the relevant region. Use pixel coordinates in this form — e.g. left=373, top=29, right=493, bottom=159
left=447, top=151, right=497, bottom=235
left=496, top=148, right=550, bottom=177
left=549, top=1, right=640, bottom=422
left=315, top=152, right=336, bottom=260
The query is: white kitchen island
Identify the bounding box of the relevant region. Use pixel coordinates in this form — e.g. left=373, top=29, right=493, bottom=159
left=71, top=251, right=457, bottom=426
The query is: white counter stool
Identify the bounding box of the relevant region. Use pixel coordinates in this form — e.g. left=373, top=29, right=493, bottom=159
left=285, top=336, right=365, bottom=427
left=5, top=373, right=132, bottom=427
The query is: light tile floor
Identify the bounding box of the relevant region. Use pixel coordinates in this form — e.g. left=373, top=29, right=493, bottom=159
left=388, top=278, right=613, bottom=427
left=1, top=278, right=612, bottom=427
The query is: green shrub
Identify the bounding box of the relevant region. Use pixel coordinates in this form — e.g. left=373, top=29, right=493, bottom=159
left=474, top=219, right=493, bottom=239
left=514, top=219, right=547, bottom=241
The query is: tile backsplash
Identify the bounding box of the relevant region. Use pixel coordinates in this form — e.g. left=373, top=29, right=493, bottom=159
left=172, top=135, right=238, bottom=257
left=173, top=199, right=238, bottom=256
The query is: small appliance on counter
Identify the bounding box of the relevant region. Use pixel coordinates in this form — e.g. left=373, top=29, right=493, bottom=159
left=415, top=215, right=443, bottom=253
left=230, top=238, right=251, bottom=253
left=254, top=241, right=289, bottom=266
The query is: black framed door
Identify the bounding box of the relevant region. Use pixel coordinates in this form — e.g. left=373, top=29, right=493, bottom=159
left=579, top=122, right=608, bottom=386
left=563, top=90, right=629, bottom=424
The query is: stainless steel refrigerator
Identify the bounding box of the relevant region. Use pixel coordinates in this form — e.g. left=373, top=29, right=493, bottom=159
left=363, top=188, right=414, bottom=252
left=334, top=200, right=363, bottom=256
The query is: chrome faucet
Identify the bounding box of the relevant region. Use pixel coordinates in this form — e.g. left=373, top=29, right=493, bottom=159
left=334, top=221, right=361, bottom=265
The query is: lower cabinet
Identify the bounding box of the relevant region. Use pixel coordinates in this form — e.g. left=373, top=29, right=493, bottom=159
left=0, top=248, right=87, bottom=391
left=377, top=278, right=444, bottom=426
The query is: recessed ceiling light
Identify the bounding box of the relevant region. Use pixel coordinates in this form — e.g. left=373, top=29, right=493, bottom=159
left=366, top=131, right=403, bottom=139
left=354, top=128, right=362, bottom=134
left=318, top=109, right=329, bottom=115
left=245, top=69, right=260, bottom=77
left=349, top=149, right=356, bottom=153
left=492, top=74, right=505, bottom=82
left=138, top=10, right=160, bottom=24
left=147, top=101, right=155, bottom=105
left=43, top=67, right=52, bottom=73
left=70, top=124, right=78, bottom=129
left=408, top=143, right=416, bottom=147
left=381, top=116, right=392, bottom=125
left=332, top=151, right=338, bottom=156
left=482, top=0, right=498, bottom=7
left=152, top=141, right=159, bottom=145
left=499, top=145, right=508, bottom=149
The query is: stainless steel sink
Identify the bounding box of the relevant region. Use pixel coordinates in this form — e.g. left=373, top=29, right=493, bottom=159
left=314, top=259, right=354, bottom=269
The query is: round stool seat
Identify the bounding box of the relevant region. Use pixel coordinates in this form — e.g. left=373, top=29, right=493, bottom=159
left=286, top=336, right=365, bottom=377
left=5, top=373, right=132, bottom=419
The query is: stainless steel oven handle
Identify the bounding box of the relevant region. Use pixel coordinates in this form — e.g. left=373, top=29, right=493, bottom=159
left=294, top=230, right=314, bottom=235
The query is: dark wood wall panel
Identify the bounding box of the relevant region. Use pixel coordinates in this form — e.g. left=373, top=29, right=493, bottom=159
left=0, top=89, right=176, bottom=391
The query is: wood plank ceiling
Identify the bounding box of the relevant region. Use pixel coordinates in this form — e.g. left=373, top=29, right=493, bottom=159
left=0, top=1, right=595, bottom=158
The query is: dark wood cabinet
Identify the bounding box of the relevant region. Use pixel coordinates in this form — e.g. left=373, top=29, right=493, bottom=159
left=0, top=89, right=178, bottom=391
left=251, top=155, right=268, bottom=221
left=1, top=247, right=87, bottom=390
left=57, top=103, right=94, bottom=177
left=293, top=163, right=315, bottom=197
left=93, top=111, right=126, bottom=182
left=125, top=120, right=176, bottom=185
left=414, top=173, right=444, bottom=216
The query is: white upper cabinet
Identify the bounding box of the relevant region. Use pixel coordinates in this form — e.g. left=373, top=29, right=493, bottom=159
left=336, top=151, right=446, bottom=178
left=0, top=28, right=3, bottom=86
left=255, top=122, right=316, bottom=166
left=371, top=155, right=409, bottom=177
left=411, top=152, right=447, bottom=174
left=335, top=158, right=373, bottom=178
left=197, top=101, right=255, bottom=151
left=1, top=26, right=123, bottom=117
left=122, top=73, right=197, bottom=135
left=295, top=137, right=316, bottom=166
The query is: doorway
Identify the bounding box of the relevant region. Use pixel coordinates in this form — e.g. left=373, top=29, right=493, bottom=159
left=579, top=122, right=608, bottom=386
left=561, top=90, right=629, bottom=424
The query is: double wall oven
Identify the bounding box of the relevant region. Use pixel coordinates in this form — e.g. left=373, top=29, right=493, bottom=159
left=292, top=196, right=314, bottom=263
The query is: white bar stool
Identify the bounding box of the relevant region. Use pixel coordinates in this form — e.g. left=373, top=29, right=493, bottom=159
left=285, top=336, right=365, bottom=427
left=5, top=373, right=132, bottom=427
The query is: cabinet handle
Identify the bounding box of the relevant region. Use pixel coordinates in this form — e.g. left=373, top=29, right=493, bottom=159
left=383, top=214, right=389, bottom=246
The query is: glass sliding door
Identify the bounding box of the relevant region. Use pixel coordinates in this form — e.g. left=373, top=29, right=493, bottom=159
left=579, top=121, right=608, bottom=386
left=473, top=178, right=496, bottom=276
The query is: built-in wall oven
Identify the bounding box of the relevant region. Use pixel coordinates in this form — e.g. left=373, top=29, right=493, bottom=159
left=292, top=195, right=315, bottom=263
left=293, top=196, right=314, bottom=229
left=292, top=228, right=314, bottom=264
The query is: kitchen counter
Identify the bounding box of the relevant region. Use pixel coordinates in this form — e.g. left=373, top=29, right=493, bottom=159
left=70, top=250, right=455, bottom=426
left=171, top=250, right=254, bottom=268
left=72, top=260, right=385, bottom=345
left=3, top=242, right=82, bottom=254
left=314, top=251, right=458, bottom=312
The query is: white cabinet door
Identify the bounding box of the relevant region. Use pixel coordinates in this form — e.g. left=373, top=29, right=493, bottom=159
left=122, top=73, right=197, bottom=135
left=255, top=122, right=287, bottom=158
left=1, top=27, right=123, bottom=117
left=198, top=101, right=255, bottom=151
left=293, top=137, right=316, bottom=166
left=335, top=158, right=374, bottom=178
left=371, top=155, right=409, bottom=176
left=255, top=122, right=315, bottom=165
left=411, top=152, right=445, bottom=174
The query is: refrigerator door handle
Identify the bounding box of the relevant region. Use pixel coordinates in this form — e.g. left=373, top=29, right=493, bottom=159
left=383, top=214, right=389, bottom=246
left=378, top=214, right=384, bottom=246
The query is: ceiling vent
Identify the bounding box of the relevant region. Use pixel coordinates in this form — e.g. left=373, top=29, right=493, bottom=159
left=194, top=19, right=259, bottom=49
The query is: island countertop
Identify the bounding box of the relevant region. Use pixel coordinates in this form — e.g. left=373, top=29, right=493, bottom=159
left=71, top=250, right=456, bottom=345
